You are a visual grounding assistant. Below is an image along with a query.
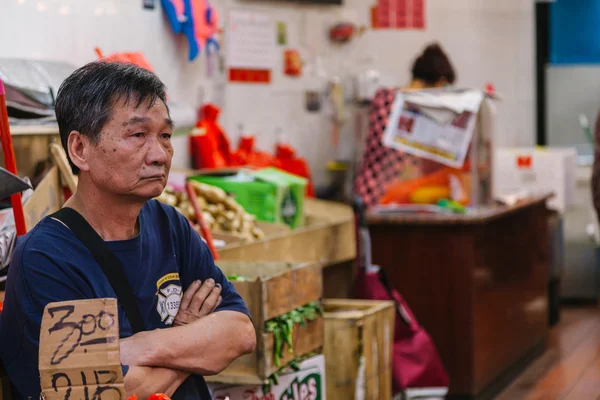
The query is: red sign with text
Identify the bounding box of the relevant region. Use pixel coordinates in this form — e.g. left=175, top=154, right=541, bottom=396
left=374, top=0, right=426, bottom=30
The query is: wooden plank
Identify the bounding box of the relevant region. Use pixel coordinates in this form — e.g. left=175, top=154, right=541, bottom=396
left=218, top=199, right=356, bottom=266
left=49, top=142, right=77, bottom=194
left=562, top=354, right=600, bottom=400
left=323, top=299, right=395, bottom=400
left=520, top=321, right=600, bottom=400
left=496, top=308, right=600, bottom=400
left=209, top=261, right=324, bottom=381
left=324, top=316, right=358, bottom=400
left=0, top=133, right=58, bottom=179
left=217, top=261, right=323, bottom=320
left=263, top=262, right=322, bottom=320
left=263, top=316, right=324, bottom=376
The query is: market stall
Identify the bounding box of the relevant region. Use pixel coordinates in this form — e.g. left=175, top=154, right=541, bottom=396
left=367, top=195, right=551, bottom=399
left=0, top=1, right=566, bottom=399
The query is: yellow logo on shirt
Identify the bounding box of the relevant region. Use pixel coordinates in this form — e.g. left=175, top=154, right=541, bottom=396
left=156, top=273, right=182, bottom=325
left=156, top=272, right=180, bottom=290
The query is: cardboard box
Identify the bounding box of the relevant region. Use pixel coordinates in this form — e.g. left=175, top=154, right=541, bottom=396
left=209, top=354, right=326, bottom=400
left=190, top=169, right=306, bottom=229
left=493, top=147, right=576, bottom=213
left=207, top=261, right=324, bottom=382
left=39, top=298, right=124, bottom=400
left=251, top=168, right=307, bottom=229
left=24, top=165, right=63, bottom=230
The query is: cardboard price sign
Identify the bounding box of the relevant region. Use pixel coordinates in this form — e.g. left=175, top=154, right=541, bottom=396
left=39, top=299, right=125, bottom=400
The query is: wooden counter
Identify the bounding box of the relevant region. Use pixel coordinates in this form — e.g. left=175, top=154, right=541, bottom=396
left=367, top=196, right=550, bottom=400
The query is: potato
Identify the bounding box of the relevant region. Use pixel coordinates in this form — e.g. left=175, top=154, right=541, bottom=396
left=202, top=212, right=215, bottom=226
left=196, top=196, right=208, bottom=209
left=240, top=220, right=253, bottom=235
left=190, top=180, right=227, bottom=204
left=252, top=227, right=265, bottom=239
left=206, top=204, right=219, bottom=216
left=224, top=211, right=236, bottom=221
left=175, top=206, right=187, bottom=218
left=175, top=191, right=185, bottom=204
left=186, top=204, right=196, bottom=220
left=224, top=197, right=244, bottom=213
left=222, top=218, right=241, bottom=232
left=242, top=213, right=256, bottom=222
left=158, top=193, right=178, bottom=207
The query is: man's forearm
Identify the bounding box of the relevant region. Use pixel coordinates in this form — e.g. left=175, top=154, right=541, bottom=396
left=121, top=311, right=256, bottom=376
left=124, top=366, right=190, bottom=399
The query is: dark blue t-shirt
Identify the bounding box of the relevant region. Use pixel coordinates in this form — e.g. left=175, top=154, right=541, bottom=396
left=0, top=200, right=250, bottom=399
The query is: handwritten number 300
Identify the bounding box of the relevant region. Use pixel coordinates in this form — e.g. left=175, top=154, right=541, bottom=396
left=47, top=305, right=116, bottom=365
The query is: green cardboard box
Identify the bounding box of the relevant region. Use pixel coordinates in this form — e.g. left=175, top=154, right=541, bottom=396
left=190, top=168, right=306, bottom=229
left=252, top=167, right=307, bottom=229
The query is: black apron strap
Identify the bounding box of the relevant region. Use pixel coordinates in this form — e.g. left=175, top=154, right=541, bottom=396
left=50, top=208, right=145, bottom=334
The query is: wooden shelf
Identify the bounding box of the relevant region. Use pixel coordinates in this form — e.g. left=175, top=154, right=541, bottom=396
left=9, top=125, right=59, bottom=136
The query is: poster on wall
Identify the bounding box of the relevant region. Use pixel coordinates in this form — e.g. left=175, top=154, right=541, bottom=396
left=226, top=10, right=276, bottom=84
left=372, top=0, right=425, bottom=30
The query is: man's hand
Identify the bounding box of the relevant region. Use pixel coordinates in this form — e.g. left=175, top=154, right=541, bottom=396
left=173, top=279, right=222, bottom=326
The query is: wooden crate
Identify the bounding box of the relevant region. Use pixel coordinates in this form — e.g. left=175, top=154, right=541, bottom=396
left=218, top=199, right=356, bottom=267
left=324, top=299, right=396, bottom=400
left=207, top=261, right=324, bottom=384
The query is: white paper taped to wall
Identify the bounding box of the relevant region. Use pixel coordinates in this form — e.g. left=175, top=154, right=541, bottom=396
left=226, top=9, right=276, bottom=70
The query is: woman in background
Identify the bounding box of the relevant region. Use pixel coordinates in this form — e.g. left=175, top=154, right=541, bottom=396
left=353, top=42, right=458, bottom=207
left=405, top=42, right=456, bottom=90
left=404, top=43, right=458, bottom=175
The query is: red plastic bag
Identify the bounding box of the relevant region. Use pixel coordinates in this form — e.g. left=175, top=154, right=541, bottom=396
left=190, top=104, right=231, bottom=169
left=128, top=394, right=171, bottom=400
left=354, top=198, right=449, bottom=396
left=95, top=48, right=155, bottom=72
left=230, top=136, right=273, bottom=168
left=355, top=267, right=449, bottom=394
left=273, top=143, right=315, bottom=197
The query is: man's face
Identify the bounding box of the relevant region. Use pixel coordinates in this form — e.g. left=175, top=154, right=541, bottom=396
left=85, top=97, right=174, bottom=200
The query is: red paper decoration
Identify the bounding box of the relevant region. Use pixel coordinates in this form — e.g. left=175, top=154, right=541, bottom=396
left=373, top=0, right=426, bottom=30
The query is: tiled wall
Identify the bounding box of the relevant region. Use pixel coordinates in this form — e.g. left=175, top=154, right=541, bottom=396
left=0, top=0, right=535, bottom=185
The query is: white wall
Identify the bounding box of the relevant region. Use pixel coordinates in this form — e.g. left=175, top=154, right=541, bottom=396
left=0, top=0, right=536, bottom=186
left=546, top=66, right=600, bottom=150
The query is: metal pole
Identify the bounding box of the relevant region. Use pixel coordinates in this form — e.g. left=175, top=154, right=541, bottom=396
left=0, top=79, right=27, bottom=236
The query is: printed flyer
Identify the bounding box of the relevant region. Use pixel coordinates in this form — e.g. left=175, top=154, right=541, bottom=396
left=382, top=90, right=483, bottom=169
left=209, top=355, right=326, bottom=400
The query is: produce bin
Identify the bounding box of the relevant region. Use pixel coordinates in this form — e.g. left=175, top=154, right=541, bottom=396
left=208, top=261, right=325, bottom=384
left=323, top=299, right=395, bottom=400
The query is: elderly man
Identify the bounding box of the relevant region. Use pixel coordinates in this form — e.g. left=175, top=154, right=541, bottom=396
left=0, top=62, right=256, bottom=399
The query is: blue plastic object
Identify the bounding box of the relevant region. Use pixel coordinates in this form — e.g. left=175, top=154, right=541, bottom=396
left=160, top=0, right=184, bottom=34
left=549, top=0, right=600, bottom=65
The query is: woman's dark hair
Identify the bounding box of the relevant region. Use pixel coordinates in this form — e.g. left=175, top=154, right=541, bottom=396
left=411, top=43, right=456, bottom=86
left=54, top=61, right=168, bottom=174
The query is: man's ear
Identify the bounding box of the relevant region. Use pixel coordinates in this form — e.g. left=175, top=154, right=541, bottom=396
left=67, top=131, right=91, bottom=173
